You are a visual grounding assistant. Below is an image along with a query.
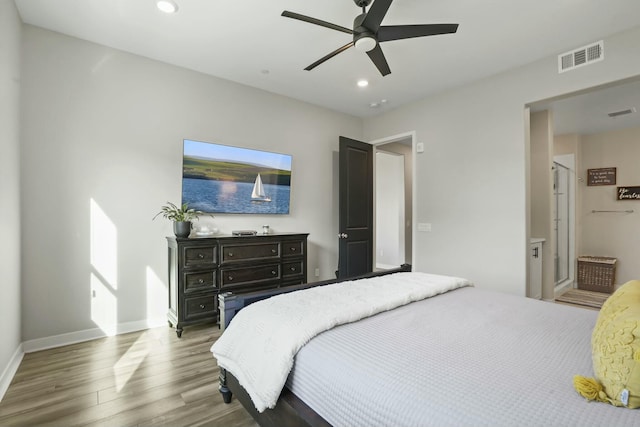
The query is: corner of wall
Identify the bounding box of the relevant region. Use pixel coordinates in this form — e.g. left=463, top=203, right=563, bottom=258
left=0, top=344, right=24, bottom=402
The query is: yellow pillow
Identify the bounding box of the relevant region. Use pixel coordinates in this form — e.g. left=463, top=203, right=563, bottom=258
left=574, top=280, right=640, bottom=408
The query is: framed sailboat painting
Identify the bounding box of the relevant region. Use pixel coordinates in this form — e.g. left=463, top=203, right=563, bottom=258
left=181, top=139, right=292, bottom=214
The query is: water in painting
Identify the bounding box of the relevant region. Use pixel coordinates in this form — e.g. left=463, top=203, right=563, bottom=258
left=181, top=139, right=292, bottom=214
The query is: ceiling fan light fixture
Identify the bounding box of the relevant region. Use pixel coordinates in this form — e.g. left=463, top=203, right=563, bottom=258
left=157, top=0, right=178, bottom=14
left=355, top=36, right=376, bottom=52
left=282, top=0, right=459, bottom=76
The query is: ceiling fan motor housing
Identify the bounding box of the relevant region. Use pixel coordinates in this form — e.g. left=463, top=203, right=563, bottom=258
left=353, top=13, right=373, bottom=38
left=353, top=13, right=376, bottom=50
left=353, top=0, right=373, bottom=7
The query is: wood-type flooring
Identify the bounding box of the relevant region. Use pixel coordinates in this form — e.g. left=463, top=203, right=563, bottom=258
left=0, top=323, right=257, bottom=427
left=555, top=288, right=609, bottom=310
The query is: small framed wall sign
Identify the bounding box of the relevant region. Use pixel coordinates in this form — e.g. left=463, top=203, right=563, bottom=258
left=617, top=186, right=640, bottom=200
left=587, top=167, right=616, bottom=186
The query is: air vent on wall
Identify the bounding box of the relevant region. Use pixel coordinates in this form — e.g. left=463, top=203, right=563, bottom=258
left=558, top=40, right=604, bottom=73
left=608, top=107, right=637, bottom=118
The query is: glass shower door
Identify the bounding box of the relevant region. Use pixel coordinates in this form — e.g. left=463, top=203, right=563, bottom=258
left=554, top=162, right=570, bottom=285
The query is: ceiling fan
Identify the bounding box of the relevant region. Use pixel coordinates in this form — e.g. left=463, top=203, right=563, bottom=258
left=281, top=0, right=459, bottom=76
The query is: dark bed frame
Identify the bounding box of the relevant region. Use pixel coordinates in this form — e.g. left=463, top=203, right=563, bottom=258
left=217, top=265, right=412, bottom=427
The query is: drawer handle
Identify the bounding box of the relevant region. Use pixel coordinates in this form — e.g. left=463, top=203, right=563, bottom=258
left=290, top=267, right=296, bottom=272
left=199, top=304, right=206, bottom=309
left=271, top=270, right=277, bottom=275
left=271, top=249, right=277, bottom=254
left=290, top=247, right=296, bottom=252
left=228, top=276, right=233, bottom=281
left=228, top=252, right=234, bottom=257
left=198, top=253, right=205, bottom=259
left=198, top=278, right=204, bottom=284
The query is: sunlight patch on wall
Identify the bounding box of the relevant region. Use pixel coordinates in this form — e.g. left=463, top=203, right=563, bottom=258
left=112, top=332, right=150, bottom=392
left=90, top=198, right=118, bottom=335
left=90, top=198, right=118, bottom=289
left=146, top=266, right=167, bottom=325
left=91, top=273, right=117, bottom=336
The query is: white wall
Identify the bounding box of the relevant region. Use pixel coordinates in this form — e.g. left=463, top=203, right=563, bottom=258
left=19, top=26, right=362, bottom=343
left=0, top=0, right=23, bottom=399
left=375, top=151, right=404, bottom=268
left=580, top=126, right=640, bottom=286
left=364, top=26, right=640, bottom=296
left=529, top=111, right=554, bottom=300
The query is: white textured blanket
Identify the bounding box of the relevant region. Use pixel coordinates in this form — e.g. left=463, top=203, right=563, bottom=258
left=210, top=271, right=472, bottom=412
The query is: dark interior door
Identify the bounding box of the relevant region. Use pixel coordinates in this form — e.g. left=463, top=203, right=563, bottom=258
left=337, top=136, right=373, bottom=279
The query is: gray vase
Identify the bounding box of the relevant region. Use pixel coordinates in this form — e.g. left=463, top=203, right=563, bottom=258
left=173, top=221, right=192, bottom=238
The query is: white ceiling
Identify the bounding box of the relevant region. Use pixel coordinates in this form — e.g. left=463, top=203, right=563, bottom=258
left=533, top=78, right=640, bottom=136
left=13, top=0, right=640, bottom=123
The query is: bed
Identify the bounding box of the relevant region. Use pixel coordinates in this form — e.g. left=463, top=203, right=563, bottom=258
left=211, top=268, right=639, bottom=427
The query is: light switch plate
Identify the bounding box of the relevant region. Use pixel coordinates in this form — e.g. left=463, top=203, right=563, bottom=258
left=417, top=223, right=431, bottom=232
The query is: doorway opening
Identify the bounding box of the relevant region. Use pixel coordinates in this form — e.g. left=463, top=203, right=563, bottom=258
left=527, top=75, right=640, bottom=299
left=375, top=150, right=405, bottom=269
left=370, top=132, right=416, bottom=270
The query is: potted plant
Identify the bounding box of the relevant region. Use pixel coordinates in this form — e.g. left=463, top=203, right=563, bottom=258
left=154, top=202, right=204, bottom=238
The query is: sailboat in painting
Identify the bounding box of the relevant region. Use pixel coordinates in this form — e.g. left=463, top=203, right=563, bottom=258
left=251, top=173, right=271, bottom=202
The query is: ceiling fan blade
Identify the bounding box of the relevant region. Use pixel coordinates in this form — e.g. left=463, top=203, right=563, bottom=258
left=377, top=23, right=459, bottom=42
left=282, top=11, right=353, bottom=35
left=305, top=42, right=355, bottom=71
left=366, top=44, right=391, bottom=76
left=361, top=0, right=393, bottom=33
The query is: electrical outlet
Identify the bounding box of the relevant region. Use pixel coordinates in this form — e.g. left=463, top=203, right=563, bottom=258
left=314, top=268, right=320, bottom=277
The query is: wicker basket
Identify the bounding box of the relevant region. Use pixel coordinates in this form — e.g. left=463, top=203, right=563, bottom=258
left=577, top=256, right=617, bottom=294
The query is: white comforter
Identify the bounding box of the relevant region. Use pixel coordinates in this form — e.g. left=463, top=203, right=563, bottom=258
left=210, top=272, right=472, bottom=412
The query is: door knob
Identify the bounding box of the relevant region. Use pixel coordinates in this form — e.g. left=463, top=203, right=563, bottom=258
left=338, top=233, right=348, bottom=239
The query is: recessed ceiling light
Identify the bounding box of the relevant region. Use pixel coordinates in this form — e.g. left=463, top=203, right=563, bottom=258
left=157, top=0, right=178, bottom=14
left=369, top=99, right=388, bottom=108
left=357, top=79, right=369, bottom=88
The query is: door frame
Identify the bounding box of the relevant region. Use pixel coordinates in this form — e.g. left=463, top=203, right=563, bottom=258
left=369, top=131, right=417, bottom=269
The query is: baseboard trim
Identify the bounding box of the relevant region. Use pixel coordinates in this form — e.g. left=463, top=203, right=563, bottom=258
left=375, top=263, right=400, bottom=270
left=0, top=344, right=24, bottom=402
left=22, top=317, right=167, bottom=354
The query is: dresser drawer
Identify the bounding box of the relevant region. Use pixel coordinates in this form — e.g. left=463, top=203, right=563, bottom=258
left=220, top=264, right=281, bottom=289
left=220, top=242, right=280, bottom=264
left=282, top=240, right=304, bottom=257
left=183, top=270, right=217, bottom=293
left=282, top=261, right=304, bottom=278
left=184, top=294, right=217, bottom=321
left=183, top=245, right=216, bottom=268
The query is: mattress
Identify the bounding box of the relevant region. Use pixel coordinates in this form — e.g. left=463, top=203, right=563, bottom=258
left=212, top=271, right=470, bottom=412
left=285, top=286, right=639, bottom=427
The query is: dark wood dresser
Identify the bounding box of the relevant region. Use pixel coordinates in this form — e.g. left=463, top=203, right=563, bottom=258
left=166, top=233, right=308, bottom=337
